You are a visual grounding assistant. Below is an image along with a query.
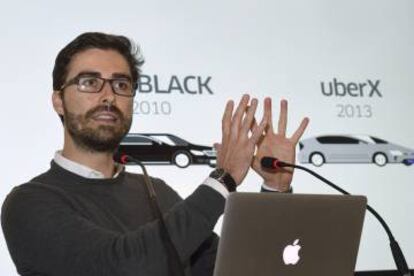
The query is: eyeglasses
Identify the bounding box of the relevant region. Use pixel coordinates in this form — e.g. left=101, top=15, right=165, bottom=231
left=60, top=74, right=137, bottom=97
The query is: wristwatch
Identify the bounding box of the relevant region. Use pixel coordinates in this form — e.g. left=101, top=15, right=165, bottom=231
left=209, top=168, right=237, bottom=192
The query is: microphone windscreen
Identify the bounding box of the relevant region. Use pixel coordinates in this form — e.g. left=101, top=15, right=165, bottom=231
left=113, top=151, right=128, bottom=164
left=261, top=157, right=276, bottom=169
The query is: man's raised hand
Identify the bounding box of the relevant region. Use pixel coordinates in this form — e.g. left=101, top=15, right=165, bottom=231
left=214, top=94, right=269, bottom=186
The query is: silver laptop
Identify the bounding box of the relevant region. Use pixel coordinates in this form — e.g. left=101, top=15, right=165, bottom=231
left=214, top=193, right=367, bottom=276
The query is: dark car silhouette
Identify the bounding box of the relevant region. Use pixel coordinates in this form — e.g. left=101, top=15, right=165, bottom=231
left=117, top=133, right=217, bottom=168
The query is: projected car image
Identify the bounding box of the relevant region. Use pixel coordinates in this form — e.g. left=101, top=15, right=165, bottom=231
left=298, top=135, right=414, bottom=167
left=117, top=133, right=217, bottom=168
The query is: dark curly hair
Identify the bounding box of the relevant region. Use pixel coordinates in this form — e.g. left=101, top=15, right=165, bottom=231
left=53, top=32, right=144, bottom=91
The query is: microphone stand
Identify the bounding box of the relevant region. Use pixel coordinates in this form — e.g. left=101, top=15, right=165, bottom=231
left=115, top=153, right=186, bottom=276
left=276, top=160, right=411, bottom=276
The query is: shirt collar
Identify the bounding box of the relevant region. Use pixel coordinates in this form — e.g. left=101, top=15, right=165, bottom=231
left=54, top=151, right=124, bottom=179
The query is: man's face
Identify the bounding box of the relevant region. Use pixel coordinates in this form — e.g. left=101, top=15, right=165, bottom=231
left=54, top=49, right=134, bottom=153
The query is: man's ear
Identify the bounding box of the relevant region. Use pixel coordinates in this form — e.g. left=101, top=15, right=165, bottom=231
left=52, top=90, right=64, bottom=117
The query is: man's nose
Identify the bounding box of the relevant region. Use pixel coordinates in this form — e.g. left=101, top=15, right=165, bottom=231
left=99, top=80, right=116, bottom=104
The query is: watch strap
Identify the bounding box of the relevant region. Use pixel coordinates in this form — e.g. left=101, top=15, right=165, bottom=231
left=209, top=169, right=237, bottom=192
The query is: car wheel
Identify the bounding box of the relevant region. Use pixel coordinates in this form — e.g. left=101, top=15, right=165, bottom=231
left=403, top=159, right=413, bottom=166
left=173, top=151, right=192, bottom=168
left=310, top=152, right=325, bottom=167
left=373, top=153, right=387, bottom=166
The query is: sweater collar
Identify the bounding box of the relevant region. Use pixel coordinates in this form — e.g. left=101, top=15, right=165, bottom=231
left=54, top=151, right=124, bottom=179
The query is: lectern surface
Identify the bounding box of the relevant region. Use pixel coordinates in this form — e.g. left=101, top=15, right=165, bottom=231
left=355, top=270, right=414, bottom=276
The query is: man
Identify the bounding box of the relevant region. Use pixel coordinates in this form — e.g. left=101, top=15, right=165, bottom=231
left=1, top=32, right=308, bottom=276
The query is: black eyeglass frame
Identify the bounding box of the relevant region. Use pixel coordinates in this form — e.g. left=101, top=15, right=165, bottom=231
left=59, top=74, right=137, bottom=97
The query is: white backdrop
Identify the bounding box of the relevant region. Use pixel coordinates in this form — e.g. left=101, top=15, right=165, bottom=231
left=1, top=0, right=413, bottom=274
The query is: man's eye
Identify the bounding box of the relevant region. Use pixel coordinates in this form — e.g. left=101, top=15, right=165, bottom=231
left=114, top=80, right=131, bottom=91
left=79, top=77, right=99, bottom=87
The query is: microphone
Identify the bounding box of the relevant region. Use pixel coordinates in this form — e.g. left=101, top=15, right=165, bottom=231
left=113, top=152, right=157, bottom=198
left=114, top=152, right=186, bottom=276
left=261, top=156, right=290, bottom=170
left=261, top=156, right=411, bottom=276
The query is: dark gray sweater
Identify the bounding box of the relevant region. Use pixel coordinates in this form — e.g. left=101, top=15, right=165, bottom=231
left=1, top=161, right=226, bottom=276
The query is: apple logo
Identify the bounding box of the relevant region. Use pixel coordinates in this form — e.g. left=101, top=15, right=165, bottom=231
left=282, top=239, right=301, bottom=265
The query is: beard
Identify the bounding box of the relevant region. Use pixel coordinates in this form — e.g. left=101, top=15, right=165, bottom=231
left=63, top=103, right=132, bottom=153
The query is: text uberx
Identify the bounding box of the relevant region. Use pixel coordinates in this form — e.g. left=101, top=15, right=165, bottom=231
left=137, top=74, right=213, bottom=95
left=321, top=78, right=382, bottom=97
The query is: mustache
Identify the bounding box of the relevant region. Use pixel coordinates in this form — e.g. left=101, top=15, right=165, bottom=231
left=85, top=104, right=125, bottom=120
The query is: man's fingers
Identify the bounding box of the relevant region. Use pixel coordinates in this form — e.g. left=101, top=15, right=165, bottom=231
left=250, top=115, right=267, bottom=144
left=291, top=117, right=310, bottom=144
left=222, top=100, right=234, bottom=136
left=277, top=99, right=288, bottom=136
left=220, top=100, right=234, bottom=168
left=221, top=100, right=234, bottom=149
left=230, top=94, right=250, bottom=135
left=250, top=101, right=270, bottom=144
left=264, top=97, right=274, bottom=133
left=250, top=118, right=259, bottom=132
left=249, top=98, right=273, bottom=135
left=241, top=98, right=258, bottom=134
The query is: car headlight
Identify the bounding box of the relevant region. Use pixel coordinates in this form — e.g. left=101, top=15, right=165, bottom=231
left=190, top=150, right=205, bottom=156
left=389, top=150, right=403, bottom=156
left=203, top=150, right=217, bottom=157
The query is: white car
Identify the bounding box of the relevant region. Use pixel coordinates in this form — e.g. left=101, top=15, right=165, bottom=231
left=298, top=135, right=414, bottom=167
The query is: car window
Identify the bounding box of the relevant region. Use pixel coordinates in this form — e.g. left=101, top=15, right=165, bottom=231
left=371, top=136, right=388, bottom=144
left=149, top=135, right=176, bottom=146
left=316, top=136, right=360, bottom=144
left=167, top=135, right=189, bottom=146
left=122, top=135, right=156, bottom=145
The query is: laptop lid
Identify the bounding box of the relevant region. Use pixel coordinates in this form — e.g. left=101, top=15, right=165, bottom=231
left=214, top=193, right=367, bottom=276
